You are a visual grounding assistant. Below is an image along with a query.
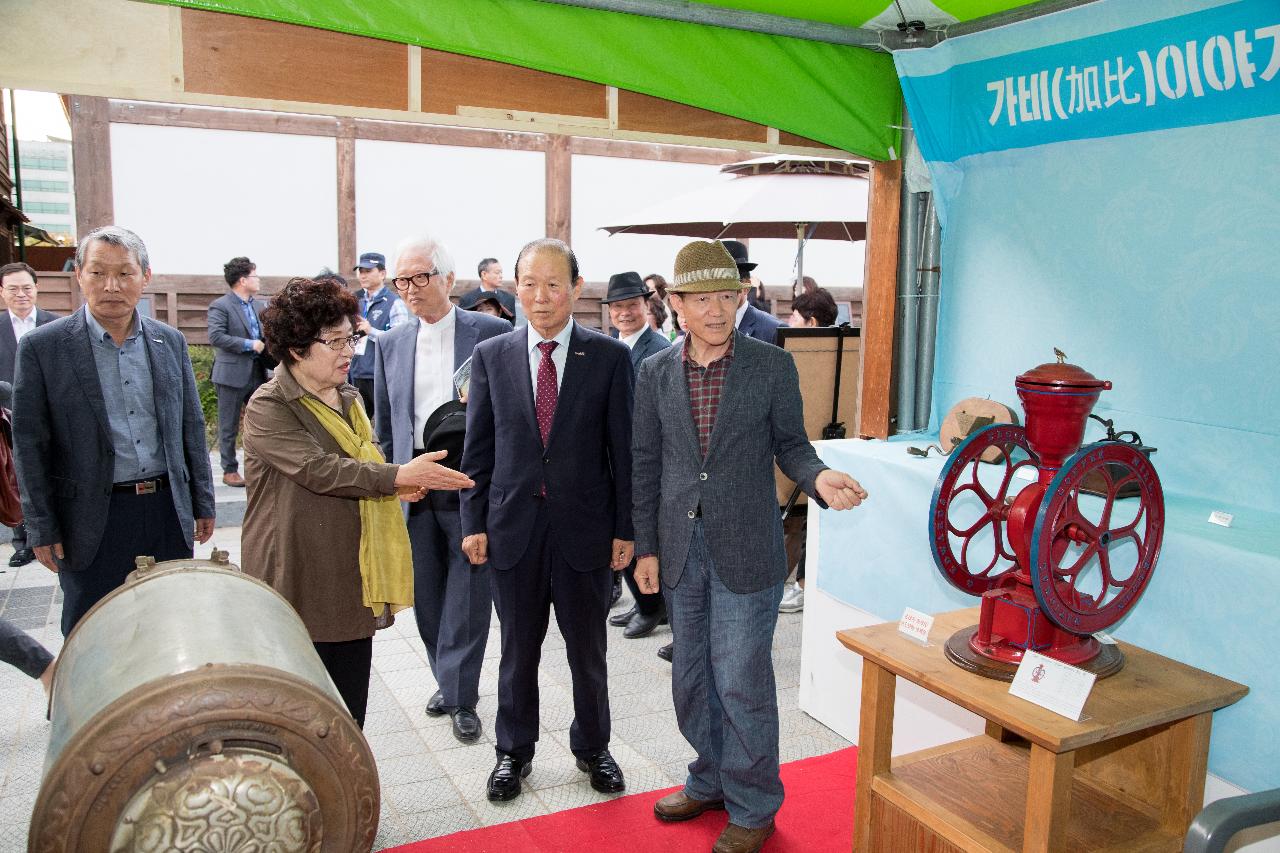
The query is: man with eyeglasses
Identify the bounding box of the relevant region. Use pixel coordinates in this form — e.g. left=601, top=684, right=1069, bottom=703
left=349, top=251, right=409, bottom=416
left=208, top=256, right=269, bottom=488
left=373, top=235, right=510, bottom=745
left=0, top=262, right=59, bottom=567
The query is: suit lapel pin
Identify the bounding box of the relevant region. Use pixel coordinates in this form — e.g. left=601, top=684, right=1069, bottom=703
left=573, top=350, right=585, bottom=356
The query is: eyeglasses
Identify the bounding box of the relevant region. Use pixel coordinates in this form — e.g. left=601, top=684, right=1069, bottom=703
left=313, top=333, right=365, bottom=352
left=390, top=270, right=439, bottom=291
left=3, top=286, right=34, bottom=295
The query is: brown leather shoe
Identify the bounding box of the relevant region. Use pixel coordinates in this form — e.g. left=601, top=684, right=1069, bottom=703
left=222, top=472, right=246, bottom=487
left=653, top=790, right=725, bottom=822
left=712, top=820, right=775, bottom=853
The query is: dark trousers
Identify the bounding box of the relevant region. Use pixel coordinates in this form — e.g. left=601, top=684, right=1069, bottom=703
left=58, top=487, right=190, bottom=636
left=215, top=379, right=261, bottom=473
left=313, top=637, right=373, bottom=728
left=8, top=520, right=27, bottom=551
left=621, top=559, right=665, bottom=616
left=353, top=378, right=375, bottom=417
left=490, top=504, right=612, bottom=762
left=0, top=616, right=53, bottom=679
left=408, top=503, right=491, bottom=709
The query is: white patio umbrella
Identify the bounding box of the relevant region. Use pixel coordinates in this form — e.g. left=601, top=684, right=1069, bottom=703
left=598, top=155, right=870, bottom=291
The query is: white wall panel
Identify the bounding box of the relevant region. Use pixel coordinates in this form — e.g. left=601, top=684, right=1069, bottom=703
left=355, top=140, right=544, bottom=281
left=110, top=123, right=338, bottom=275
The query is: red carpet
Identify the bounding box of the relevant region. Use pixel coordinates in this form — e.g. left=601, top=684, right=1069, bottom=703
left=387, top=746, right=858, bottom=853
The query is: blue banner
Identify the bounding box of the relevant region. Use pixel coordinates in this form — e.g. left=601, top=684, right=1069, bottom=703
left=897, top=0, right=1280, bottom=163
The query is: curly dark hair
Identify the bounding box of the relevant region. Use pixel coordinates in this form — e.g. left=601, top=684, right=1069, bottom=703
left=223, top=256, right=255, bottom=287
left=791, top=287, right=838, bottom=327
left=646, top=295, right=668, bottom=327
left=261, top=277, right=359, bottom=365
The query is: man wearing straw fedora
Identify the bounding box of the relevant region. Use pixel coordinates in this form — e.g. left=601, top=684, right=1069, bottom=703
left=631, top=240, right=867, bottom=853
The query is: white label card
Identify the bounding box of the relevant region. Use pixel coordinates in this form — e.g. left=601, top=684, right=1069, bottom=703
left=1008, top=650, right=1096, bottom=721
left=898, top=607, right=934, bottom=644
left=1092, top=630, right=1117, bottom=645
left=1208, top=511, right=1233, bottom=528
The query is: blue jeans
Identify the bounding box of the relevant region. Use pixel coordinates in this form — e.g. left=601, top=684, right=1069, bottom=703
left=666, top=520, right=784, bottom=829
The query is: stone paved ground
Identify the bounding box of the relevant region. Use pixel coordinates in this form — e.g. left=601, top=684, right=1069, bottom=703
left=0, top=526, right=847, bottom=850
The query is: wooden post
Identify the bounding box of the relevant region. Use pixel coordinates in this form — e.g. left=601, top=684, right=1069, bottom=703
left=857, top=159, right=902, bottom=439
left=336, top=118, right=357, bottom=274
left=70, top=95, right=114, bottom=236
left=546, top=134, right=571, bottom=243
left=855, top=661, right=895, bottom=851
left=1025, top=744, right=1073, bottom=853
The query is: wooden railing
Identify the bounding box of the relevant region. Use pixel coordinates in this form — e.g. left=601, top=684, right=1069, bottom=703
left=30, top=271, right=856, bottom=345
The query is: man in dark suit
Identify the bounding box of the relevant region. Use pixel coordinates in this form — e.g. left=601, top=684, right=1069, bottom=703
left=0, top=262, right=59, bottom=567
left=460, top=238, right=633, bottom=802
left=457, top=257, right=516, bottom=322
left=208, top=256, right=268, bottom=487
left=373, top=233, right=510, bottom=745
left=601, top=271, right=670, bottom=639
left=14, top=226, right=216, bottom=635
left=721, top=240, right=784, bottom=345
left=632, top=241, right=866, bottom=853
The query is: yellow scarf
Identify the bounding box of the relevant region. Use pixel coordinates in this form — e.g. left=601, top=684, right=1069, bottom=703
left=299, top=394, right=413, bottom=619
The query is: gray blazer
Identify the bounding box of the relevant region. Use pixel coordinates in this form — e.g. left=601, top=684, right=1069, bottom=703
left=372, top=308, right=510, bottom=467
left=208, top=291, right=266, bottom=388
left=12, top=308, right=217, bottom=571
left=631, top=332, right=826, bottom=594
left=0, top=308, right=58, bottom=386
left=629, top=327, right=670, bottom=370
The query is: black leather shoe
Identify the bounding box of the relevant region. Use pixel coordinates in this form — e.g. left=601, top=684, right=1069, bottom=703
left=609, top=574, right=623, bottom=606
left=8, top=548, right=35, bottom=568
left=657, top=642, right=673, bottom=663
left=623, top=609, right=668, bottom=639
left=576, top=749, right=626, bottom=793
left=426, top=689, right=447, bottom=717
left=487, top=753, right=532, bottom=801
left=451, top=707, right=482, bottom=743
left=608, top=606, right=636, bottom=627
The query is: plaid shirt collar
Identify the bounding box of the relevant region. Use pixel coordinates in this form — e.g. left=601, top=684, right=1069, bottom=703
left=681, top=330, right=736, bottom=370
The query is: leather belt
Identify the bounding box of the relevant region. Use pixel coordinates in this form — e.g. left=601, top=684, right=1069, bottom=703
left=113, top=475, right=169, bottom=495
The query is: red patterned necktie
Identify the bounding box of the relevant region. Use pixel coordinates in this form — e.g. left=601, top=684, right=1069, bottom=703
left=535, top=340, right=559, bottom=446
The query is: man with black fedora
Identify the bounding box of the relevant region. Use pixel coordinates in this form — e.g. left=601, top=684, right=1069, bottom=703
left=721, top=240, right=784, bottom=346
left=632, top=240, right=867, bottom=853
left=350, top=250, right=409, bottom=415
left=373, top=232, right=510, bottom=744
left=602, top=272, right=670, bottom=639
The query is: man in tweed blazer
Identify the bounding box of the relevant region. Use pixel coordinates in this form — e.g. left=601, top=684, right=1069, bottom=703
left=632, top=241, right=866, bottom=853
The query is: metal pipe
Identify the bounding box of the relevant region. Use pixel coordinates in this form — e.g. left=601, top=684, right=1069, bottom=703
left=533, top=0, right=883, bottom=48
left=947, top=0, right=1104, bottom=38
left=8, top=89, right=26, bottom=262
left=894, top=185, right=922, bottom=434
left=914, top=195, right=942, bottom=429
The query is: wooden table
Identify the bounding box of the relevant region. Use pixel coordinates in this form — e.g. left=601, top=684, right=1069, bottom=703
left=838, top=608, right=1248, bottom=853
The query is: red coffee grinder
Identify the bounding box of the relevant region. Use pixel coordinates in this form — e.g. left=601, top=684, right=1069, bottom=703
left=929, top=353, right=1164, bottom=680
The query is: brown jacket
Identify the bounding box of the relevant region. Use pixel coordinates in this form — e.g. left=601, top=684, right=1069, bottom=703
left=241, top=364, right=399, bottom=642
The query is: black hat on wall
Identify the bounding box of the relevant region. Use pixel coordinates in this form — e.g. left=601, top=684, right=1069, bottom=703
left=719, top=240, right=757, bottom=273
left=600, top=271, right=650, bottom=304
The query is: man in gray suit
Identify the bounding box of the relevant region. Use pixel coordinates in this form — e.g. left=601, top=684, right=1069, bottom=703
left=13, top=226, right=216, bottom=635
left=373, top=233, right=509, bottom=744
left=632, top=241, right=866, bottom=853
left=208, top=256, right=268, bottom=487
left=0, top=261, right=59, bottom=567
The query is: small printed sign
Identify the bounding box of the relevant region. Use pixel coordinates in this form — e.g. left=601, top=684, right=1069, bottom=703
left=1014, top=465, right=1038, bottom=481
left=898, top=608, right=934, bottom=644
left=1092, top=630, right=1117, bottom=645
left=1208, top=511, right=1234, bottom=528
left=1009, top=650, right=1096, bottom=721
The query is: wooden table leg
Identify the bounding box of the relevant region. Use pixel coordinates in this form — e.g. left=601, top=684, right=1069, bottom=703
left=855, top=661, right=895, bottom=851
left=1025, top=744, right=1073, bottom=853
left=1161, top=712, right=1212, bottom=836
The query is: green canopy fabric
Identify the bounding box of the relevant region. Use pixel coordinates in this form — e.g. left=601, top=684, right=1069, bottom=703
left=147, top=0, right=1036, bottom=160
